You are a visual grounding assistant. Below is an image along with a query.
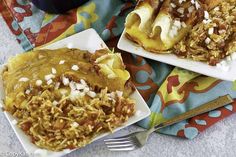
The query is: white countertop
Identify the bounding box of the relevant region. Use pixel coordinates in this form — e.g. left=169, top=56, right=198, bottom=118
left=0, top=15, right=236, bottom=157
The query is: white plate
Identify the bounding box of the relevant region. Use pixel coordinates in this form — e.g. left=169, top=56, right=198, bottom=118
left=118, top=30, right=236, bottom=81
left=0, top=28, right=151, bottom=157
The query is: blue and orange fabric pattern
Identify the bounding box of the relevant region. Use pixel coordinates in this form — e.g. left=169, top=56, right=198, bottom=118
left=0, top=0, right=236, bottom=139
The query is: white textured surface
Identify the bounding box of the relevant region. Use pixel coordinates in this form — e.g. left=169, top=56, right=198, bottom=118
left=0, top=16, right=236, bottom=157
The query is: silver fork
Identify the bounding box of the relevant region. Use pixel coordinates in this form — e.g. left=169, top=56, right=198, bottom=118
left=104, top=95, right=233, bottom=151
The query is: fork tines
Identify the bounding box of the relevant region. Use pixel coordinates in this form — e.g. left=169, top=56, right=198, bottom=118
left=104, top=137, right=139, bottom=151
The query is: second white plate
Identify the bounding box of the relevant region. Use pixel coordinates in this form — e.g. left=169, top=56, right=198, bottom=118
left=118, top=30, right=236, bottom=81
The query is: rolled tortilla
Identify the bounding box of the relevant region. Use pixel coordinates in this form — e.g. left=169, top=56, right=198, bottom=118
left=125, top=0, right=222, bottom=52
left=126, top=0, right=159, bottom=30
left=126, top=6, right=151, bottom=30
left=125, top=0, right=170, bottom=52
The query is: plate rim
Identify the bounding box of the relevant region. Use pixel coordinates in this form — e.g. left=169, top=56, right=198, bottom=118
left=118, top=30, right=236, bottom=82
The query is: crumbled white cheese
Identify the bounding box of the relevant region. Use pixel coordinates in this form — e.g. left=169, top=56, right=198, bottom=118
left=174, top=20, right=182, bottom=29
left=54, top=82, right=60, bottom=90
left=19, top=77, right=29, bottom=82
left=214, top=7, right=220, bottom=11
left=75, top=83, right=85, bottom=90
left=109, top=92, right=116, bottom=99
left=25, top=89, right=31, bottom=95
left=204, top=11, right=210, bottom=19
left=169, top=22, right=181, bottom=38
left=69, top=90, right=81, bottom=100
left=80, top=79, right=87, bottom=86
left=71, top=122, right=79, bottom=128
left=71, top=65, right=79, bottom=71
left=170, top=3, right=176, bottom=8
left=69, top=81, right=77, bottom=91
left=52, top=100, right=58, bottom=106
left=59, top=60, right=65, bottom=65
left=188, top=6, right=195, bottom=13
left=106, top=93, right=112, bottom=100
left=179, top=0, right=186, bottom=4
left=51, top=68, right=57, bottom=74
left=87, top=91, right=97, bottom=98
left=181, top=22, right=187, bottom=28
left=208, top=27, right=214, bottom=35
left=83, top=87, right=89, bottom=93
left=44, top=74, right=55, bottom=81
left=47, top=79, right=53, bottom=85
left=36, top=80, right=43, bottom=86
left=205, top=37, right=211, bottom=44
left=177, top=7, right=185, bottom=14
left=62, top=77, right=70, bottom=86
left=116, top=91, right=123, bottom=97
left=195, top=1, right=201, bottom=10
left=218, top=29, right=226, bottom=34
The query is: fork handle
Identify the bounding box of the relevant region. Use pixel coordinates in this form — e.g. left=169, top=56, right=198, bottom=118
left=153, top=95, right=234, bottom=131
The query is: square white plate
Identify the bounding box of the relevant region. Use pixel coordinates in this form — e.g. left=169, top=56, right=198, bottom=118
left=0, top=28, right=151, bottom=157
left=118, top=30, right=236, bottom=81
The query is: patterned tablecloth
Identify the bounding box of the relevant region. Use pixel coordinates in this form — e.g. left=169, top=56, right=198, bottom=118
left=0, top=0, right=236, bottom=157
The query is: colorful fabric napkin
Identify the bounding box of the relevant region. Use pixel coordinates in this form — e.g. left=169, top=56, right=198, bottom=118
left=1, top=0, right=236, bottom=139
